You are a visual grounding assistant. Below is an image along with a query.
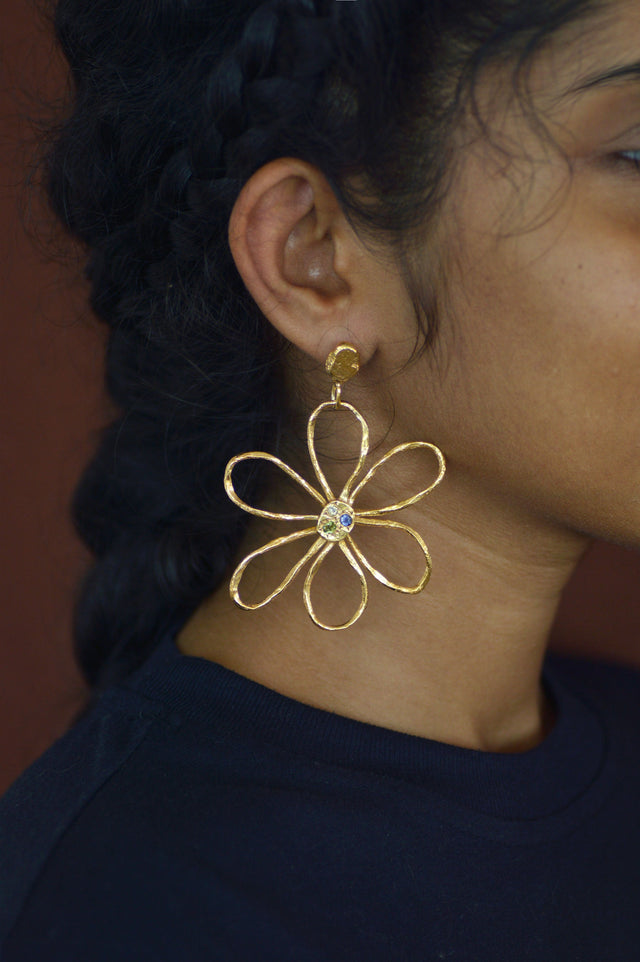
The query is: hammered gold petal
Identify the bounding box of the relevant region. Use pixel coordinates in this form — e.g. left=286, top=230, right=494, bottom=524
left=307, top=400, right=369, bottom=503
left=348, top=517, right=432, bottom=594
left=303, top=538, right=368, bottom=630
left=225, top=451, right=325, bottom=521
left=351, top=441, right=446, bottom=516
left=230, top=528, right=324, bottom=610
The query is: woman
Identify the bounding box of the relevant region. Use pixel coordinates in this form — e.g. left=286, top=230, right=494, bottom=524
left=2, top=0, right=640, bottom=957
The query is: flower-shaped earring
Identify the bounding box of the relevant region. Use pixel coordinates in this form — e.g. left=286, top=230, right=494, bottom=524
left=224, top=343, right=446, bottom=630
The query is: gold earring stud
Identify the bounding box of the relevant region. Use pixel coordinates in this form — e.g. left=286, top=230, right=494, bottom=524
left=224, top=343, right=446, bottom=630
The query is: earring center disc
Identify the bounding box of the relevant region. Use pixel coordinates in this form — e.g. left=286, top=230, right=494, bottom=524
left=317, top=501, right=355, bottom=542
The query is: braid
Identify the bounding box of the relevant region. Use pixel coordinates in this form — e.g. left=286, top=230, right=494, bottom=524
left=49, top=0, right=354, bottom=709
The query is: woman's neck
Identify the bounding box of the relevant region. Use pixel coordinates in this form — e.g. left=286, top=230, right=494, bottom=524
left=176, top=476, right=586, bottom=753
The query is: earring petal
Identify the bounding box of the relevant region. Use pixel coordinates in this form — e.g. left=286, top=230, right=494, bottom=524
left=303, top=538, right=368, bottom=630
left=225, top=451, right=325, bottom=521
left=348, top=517, right=432, bottom=593
left=351, top=441, right=446, bottom=516
left=307, top=400, right=370, bottom=503
left=230, top=527, right=324, bottom=610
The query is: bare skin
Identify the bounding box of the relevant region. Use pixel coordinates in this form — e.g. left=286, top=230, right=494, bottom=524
left=177, top=1, right=640, bottom=753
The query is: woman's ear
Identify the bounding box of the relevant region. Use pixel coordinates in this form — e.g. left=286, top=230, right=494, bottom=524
left=227, top=158, right=386, bottom=366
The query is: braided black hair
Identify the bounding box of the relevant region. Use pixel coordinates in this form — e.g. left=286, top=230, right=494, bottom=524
left=37, top=0, right=597, bottom=718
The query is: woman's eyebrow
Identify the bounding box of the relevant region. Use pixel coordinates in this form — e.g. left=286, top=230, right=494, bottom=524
left=569, top=58, right=640, bottom=93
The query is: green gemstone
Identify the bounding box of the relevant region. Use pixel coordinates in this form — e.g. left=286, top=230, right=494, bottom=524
left=323, top=521, right=337, bottom=533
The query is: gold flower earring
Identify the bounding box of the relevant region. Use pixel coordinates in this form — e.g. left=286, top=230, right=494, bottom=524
left=224, top=343, right=446, bottom=630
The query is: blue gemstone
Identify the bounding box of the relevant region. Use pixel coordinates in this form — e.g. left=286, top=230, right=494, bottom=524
left=340, top=513, right=353, bottom=527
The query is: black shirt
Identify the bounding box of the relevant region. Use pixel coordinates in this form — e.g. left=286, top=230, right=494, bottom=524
left=1, top=628, right=640, bottom=960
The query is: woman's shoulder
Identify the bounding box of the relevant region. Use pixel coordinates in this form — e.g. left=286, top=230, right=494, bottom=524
left=0, top=685, right=172, bottom=945
left=545, top=647, right=640, bottom=707
left=3, top=642, right=640, bottom=959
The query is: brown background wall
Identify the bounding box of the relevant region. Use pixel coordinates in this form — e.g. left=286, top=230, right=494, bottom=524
left=0, top=1, right=108, bottom=795
left=2, top=1, right=640, bottom=798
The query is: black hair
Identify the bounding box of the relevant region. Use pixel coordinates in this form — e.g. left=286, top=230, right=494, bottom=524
left=35, top=0, right=599, bottom=719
